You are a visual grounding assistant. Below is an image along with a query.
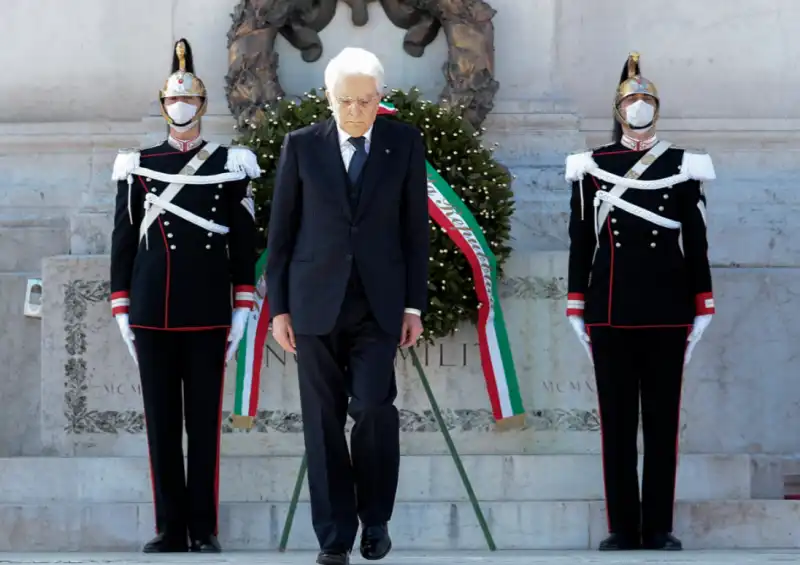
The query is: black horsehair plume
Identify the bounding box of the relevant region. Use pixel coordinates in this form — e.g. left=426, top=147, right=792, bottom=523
left=611, top=54, right=640, bottom=143
left=171, top=38, right=195, bottom=74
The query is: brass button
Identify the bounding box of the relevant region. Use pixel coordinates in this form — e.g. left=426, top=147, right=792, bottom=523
left=170, top=244, right=176, bottom=250
left=652, top=229, right=658, bottom=235
left=615, top=242, right=621, bottom=248
left=658, top=206, right=664, bottom=211
left=164, top=221, right=170, bottom=226
left=207, top=232, right=213, bottom=237
left=205, top=244, right=211, bottom=249
left=167, top=233, right=173, bottom=238
left=211, top=207, right=217, bottom=212
left=650, top=242, right=656, bottom=248
left=613, top=230, right=619, bottom=235
left=611, top=218, right=617, bottom=224
left=663, top=194, right=669, bottom=199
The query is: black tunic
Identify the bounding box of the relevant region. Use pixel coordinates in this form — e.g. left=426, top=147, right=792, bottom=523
left=110, top=140, right=257, bottom=329
left=566, top=141, right=715, bottom=327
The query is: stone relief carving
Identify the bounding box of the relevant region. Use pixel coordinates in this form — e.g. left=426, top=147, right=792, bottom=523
left=225, top=0, right=500, bottom=130
left=61, top=279, right=599, bottom=435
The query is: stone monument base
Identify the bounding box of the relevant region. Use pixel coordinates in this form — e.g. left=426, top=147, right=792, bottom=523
left=0, top=454, right=797, bottom=551
left=26, top=251, right=800, bottom=550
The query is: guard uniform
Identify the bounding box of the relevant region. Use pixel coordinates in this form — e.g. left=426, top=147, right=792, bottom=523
left=109, top=38, right=260, bottom=551
left=564, top=53, right=716, bottom=550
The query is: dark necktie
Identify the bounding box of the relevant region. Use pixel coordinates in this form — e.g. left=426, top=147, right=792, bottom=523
left=347, top=136, right=368, bottom=184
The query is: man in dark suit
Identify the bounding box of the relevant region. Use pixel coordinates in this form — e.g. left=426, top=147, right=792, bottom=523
left=266, top=47, right=429, bottom=565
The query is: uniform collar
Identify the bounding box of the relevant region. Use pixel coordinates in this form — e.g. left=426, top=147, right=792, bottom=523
left=337, top=124, right=373, bottom=148
left=168, top=134, right=204, bottom=152
left=621, top=133, right=658, bottom=151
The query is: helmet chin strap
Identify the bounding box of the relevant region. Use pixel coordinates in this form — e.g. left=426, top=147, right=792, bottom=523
left=169, top=118, right=200, bottom=133
left=626, top=120, right=655, bottom=131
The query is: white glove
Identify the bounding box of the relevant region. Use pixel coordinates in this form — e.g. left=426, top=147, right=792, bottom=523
left=225, top=308, right=250, bottom=362
left=115, top=314, right=138, bottom=366
left=684, top=314, right=712, bottom=366
left=568, top=315, right=593, bottom=364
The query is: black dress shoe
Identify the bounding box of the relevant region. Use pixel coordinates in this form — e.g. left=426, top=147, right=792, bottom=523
left=190, top=534, right=222, bottom=553
left=316, top=550, right=350, bottom=565
left=642, top=532, right=682, bottom=550
left=360, top=523, right=392, bottom=560
left=598, top=532, right=641, bottom=551
left=142, top=532, right=188, bottom=553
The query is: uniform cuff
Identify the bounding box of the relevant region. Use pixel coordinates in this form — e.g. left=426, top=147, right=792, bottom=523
left=695, top=292, right=715, bottom=315
left=234, top=285, right=256, bottom=310
left=566, top=292, right=585, bottom=317
left=110, top=291, right=130, bottom=316
left=404, top=307, right=422, bottom=316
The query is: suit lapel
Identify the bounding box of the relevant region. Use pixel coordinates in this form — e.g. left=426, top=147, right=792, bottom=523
left=356, top=117, right=394, bottom=220
left=317, top=118, right=352, bottom=220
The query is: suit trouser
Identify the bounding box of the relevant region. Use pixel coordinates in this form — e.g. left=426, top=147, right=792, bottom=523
left=294, top=274, right=400, bottom=552
left=132, top=328, right=228, bottom=539
left=586, top=326, right=688, bottom=537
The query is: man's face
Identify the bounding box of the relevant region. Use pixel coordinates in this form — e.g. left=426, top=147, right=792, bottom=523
left=328, top=75, right=380, bottom=137
left=618, top=93, right=655, bottom=113
left=164, top=96, right=202, bottom=108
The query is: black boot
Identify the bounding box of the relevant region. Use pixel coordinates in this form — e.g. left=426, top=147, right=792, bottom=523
left=190, top=533, right=222, bottom=553
left=598, top=532, right=641, bottom=551
left=142, top=532, right=188, bottom=553
left=642, top=532, right=682, bottom=550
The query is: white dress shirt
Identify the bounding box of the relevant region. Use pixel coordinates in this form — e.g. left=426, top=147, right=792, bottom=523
left=336, top=125, right=421, bottom=318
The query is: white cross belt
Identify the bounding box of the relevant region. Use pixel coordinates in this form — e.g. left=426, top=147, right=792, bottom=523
left=594, top=191, right=682, bottom=230
left=144, top=193, right=230, bottom=235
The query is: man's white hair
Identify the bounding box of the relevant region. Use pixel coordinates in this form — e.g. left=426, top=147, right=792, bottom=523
left=324, top=47, right=385, bottom=97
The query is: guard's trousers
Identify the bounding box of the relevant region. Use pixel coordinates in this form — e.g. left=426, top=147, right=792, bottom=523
left=294, top=270, right=400, bottom=553
left=586, top=326, right=689, bottom=537
left=132, top=328, right=228, bottom=539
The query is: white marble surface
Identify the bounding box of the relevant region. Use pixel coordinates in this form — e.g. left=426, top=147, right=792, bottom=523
left=2, top=0, right=799, bottom=120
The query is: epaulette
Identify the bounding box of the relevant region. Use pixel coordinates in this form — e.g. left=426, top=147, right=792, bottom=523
left=111, top=148, right=141, bottom=181
left=564, top=150, right=598, bottom=182
left=679, top=147, right=716, bottom=182
left=225, top=145, right=262, bottom=179
left=138, top=140, right=166, bottom=156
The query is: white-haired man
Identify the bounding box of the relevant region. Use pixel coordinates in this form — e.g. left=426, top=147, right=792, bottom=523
left=267, top=47, right=429, bottom=565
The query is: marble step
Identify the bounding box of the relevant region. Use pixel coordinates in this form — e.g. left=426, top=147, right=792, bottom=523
left=0, top=454, right=752, bottom=503
left=0, top=500, right=798, bottom=551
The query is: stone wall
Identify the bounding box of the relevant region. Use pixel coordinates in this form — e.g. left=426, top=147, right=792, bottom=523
left=1, top=0, right=800, bottom=458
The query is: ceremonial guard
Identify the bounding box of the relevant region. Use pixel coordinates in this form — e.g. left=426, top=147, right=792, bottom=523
left=109, top=38, right=261, bottom=553
left=564, top=52, right=716, bottom=551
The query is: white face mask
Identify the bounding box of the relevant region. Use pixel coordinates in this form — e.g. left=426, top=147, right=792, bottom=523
left=166, top=101, right=197, bottom=125
left=625, top=100, right=655, bottom=129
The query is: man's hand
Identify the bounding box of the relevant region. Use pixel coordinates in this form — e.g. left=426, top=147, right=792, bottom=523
left=399, top=313, right=423, bottom=348
left=225, top=308, right=250, bottom=362
left=567, top=315, right=593, bottom=364
left=115, top=313, right=138, bottom=366
left=684, top=314, right=712, bottom=366
left=272, top=313, right=296, bottom=354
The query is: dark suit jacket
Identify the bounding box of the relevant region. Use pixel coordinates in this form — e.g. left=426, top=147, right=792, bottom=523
left=266, top=116, right=429, bottom=337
